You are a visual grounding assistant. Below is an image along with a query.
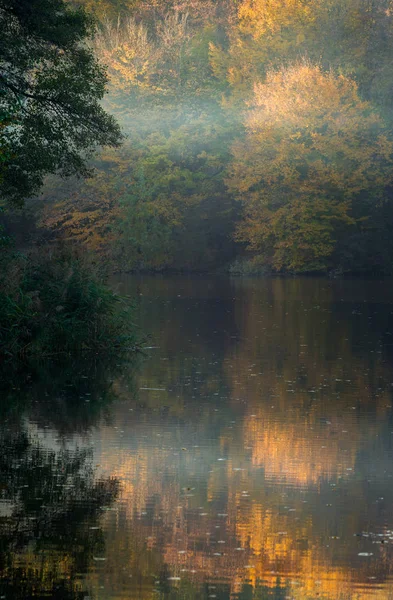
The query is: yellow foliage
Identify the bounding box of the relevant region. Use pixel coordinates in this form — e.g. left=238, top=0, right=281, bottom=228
left=238, top=0, right=314, bottom=38
left=228, top=64, right=393, bottom=271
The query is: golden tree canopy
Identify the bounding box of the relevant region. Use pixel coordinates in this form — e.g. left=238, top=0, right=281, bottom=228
left=228, top=64, right=393, bottom=271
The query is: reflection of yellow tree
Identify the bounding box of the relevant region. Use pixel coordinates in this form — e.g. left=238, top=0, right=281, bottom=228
left=92, top=440, right=390, bottom=598
left=243, top=415, right=356, bottom=485
left=93, top=419, right=393, bottom=597
left=223, top=278, right=392, bottom=483
left=90, top=440, right=393, bottom=599
left=86, top=278, right=393, bottom=599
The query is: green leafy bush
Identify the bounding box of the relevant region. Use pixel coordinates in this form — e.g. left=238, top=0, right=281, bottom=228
left=0, top=246, right=139, bottom=362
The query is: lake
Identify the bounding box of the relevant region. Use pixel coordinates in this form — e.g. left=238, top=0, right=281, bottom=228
left=2, top=275, right=393, bottom=599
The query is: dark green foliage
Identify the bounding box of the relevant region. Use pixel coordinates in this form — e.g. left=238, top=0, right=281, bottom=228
left=0, top=246, right=139, bottom=361
left=0, top=0, right=122, bottom=205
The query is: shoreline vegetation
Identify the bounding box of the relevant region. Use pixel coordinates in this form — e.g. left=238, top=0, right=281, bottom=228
left=0, top=245, right=141, bottom=370
left=0, top=0, right=136, bottom=374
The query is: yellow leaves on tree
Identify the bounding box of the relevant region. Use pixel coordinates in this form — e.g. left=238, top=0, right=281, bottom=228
left=228, top=64, right=393, bottom=271
left=209, top=0, right=316, bottom=102
left=213, top=0, right=393, bottom=110
left=238, top=0, right=313, bottom=39
left=94, top=19, right=154, bottom=93
left=94, top=14, right=190, bottom=98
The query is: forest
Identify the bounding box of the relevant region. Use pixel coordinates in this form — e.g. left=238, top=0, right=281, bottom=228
left=3, top=0, right=393, bottom=362
left=30, top=0, right=393, bottom=275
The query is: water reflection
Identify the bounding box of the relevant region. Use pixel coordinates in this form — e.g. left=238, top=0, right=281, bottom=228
left=0, top=430, right=119, bottom=599
left=92, top=276, right=393, bottom=599
left=0, top=357, right=128, bottom=599
left=0, top=355, right=140, bottom=434
left=3, top=276, right=393, bottom=599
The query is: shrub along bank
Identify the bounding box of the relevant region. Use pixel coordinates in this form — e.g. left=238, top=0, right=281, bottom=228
left=0, top=246, right=139, bottom=365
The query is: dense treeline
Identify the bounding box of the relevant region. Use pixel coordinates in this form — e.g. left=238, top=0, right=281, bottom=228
left=36, top=0, right=393, bottom=274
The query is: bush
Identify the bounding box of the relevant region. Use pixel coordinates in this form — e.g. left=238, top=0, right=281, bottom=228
left=226, top=256, right=271, bottom=276
left=0, top=246, right=139, bottom=362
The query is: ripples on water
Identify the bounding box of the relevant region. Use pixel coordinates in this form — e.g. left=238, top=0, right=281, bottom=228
left=2, top=276, right=393, bottom=599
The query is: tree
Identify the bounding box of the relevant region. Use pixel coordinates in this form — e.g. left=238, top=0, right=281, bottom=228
left=0, top=0, right=122, bottom=205
left=228, top=64, right=393, bottom=272
left=238, top=0, right=312, bottom=40
left=37, top=5, right=240, bottom=272
left=211, top=0, right=393, bottom=114
left=74, top=0, right=141, bottom=20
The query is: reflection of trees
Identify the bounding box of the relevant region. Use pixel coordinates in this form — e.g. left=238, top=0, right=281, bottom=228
left=222, top=277, right=393, bottom=483
left=0, top=353, right=141, bottom=435
left=3, top=277, right=389, bottom=598
left=152, top=579, right=290, bottom=599
left=0, top=430, right=119, bottom=599
left=93, top=406, right=393, bottom=599
left=96, top=448, right=393, bottom=599
left=88, top=276, right=393, bottom=599
left=0, top=342, right=140, bottom=598
left=228, top=277, right=393, bottom=396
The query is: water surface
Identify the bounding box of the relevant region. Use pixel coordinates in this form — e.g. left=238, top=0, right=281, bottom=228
left=2, top=276, right=393, bottom=599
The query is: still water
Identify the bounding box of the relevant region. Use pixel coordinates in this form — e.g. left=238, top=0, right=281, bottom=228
left=2, top=276, right=393, bottom=599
